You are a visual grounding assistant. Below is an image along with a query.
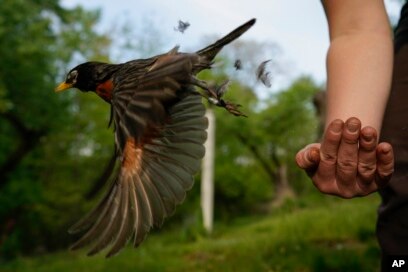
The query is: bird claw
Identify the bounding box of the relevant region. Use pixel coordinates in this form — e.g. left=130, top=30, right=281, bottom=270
left=190, top=76, right=247, bottom=117
left=220, top=100, right=247, bottom=117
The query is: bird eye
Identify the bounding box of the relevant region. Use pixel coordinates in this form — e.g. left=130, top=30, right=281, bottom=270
left=66, top=70, right=78, bottom=83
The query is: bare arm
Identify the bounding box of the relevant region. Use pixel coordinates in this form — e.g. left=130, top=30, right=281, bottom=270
left=323, top=0, right=393, bottom=131
left=295, top=1, right=395, bottom=198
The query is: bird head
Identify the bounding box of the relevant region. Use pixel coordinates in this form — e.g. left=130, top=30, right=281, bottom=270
left=55, top=62, right=106, bottom=93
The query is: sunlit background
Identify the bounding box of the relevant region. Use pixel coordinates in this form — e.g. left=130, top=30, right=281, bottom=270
left=0, top=1, right=403, bottom=271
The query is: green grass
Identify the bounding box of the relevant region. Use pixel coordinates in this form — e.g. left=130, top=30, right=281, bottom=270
left=1, top=195, right=382, bottom=272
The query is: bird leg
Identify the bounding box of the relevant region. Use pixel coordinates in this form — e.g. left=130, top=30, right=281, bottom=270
left=189, top=76, right=217, bottom=100
left=189, top=76, right=247, bottom=117
left=219, top=100, right=247, bottom=117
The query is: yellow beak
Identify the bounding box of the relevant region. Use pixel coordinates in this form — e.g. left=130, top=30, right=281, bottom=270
left=55, top=82, right=73, bottom=92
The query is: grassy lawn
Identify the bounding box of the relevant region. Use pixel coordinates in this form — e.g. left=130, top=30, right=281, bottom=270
left=1, top=194, right=381, bottom=272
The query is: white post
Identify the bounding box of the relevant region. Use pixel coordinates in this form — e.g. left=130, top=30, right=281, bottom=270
left=201, top=108, right=215, bottom=234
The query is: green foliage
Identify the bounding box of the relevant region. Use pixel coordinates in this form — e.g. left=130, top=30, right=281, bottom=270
left=212, top=73, right=321, bottom=214
left=1, top=196, right=381, bottom=272
left=0, top=0, right=112, bottom=258
left=260, top=77, right=320, bottom=151
left=0, top=0, right=324, bottom=261
left=258, top=77, right=321, bottom=192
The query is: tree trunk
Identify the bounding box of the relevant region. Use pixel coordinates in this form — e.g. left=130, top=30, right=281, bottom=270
left=236, top=133, right=278, bottom=184
left=201, top=109, right=215, bottom=234
left=0, top=112, right=45, bottom=188
left=271, top=163, right=295, bottom=207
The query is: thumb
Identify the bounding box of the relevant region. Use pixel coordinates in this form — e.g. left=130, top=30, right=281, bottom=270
left=296, top=143, right=321, bottom=170
left=375, top=142, right=394, bottom=188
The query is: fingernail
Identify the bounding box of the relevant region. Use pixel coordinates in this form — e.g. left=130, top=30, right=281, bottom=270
left=381, top=145, right=392, bottom=154
left=346, top=120, right=359, bottom=132
left=361, top=131, right=373, bottom=141
left=331, top=119, right=343, bottom=133
left=309, top=148, right=320, bottom=162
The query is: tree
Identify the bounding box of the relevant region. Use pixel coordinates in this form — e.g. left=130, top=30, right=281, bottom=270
left=205, top=73, right=320, bottom=209
left=186, top=38, right=321, bottom=216
left=255, top=77, right=321, bottom=204
left=0, top=0, right=110, bottom=257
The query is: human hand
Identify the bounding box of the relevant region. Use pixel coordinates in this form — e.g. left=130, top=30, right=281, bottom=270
left=295, top=117, right=394, bottom=198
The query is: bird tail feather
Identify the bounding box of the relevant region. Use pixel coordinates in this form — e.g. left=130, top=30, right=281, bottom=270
left=196, top=18, right=256, bottom=62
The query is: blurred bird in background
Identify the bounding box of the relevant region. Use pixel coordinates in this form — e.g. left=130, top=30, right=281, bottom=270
left=174, top=19, right=191, bottom=33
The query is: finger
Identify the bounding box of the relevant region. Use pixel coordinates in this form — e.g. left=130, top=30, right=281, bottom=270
left=357, top=126, right=377, bottom=185
left=355, top=180, right=378, bottom=197
left=314, top=119, right=343, bottom=193
left=375, top=142, right=394, bottom=188
left=336, top=117, right=361, bottom=193
left=295, top=143, right=321, bottom=170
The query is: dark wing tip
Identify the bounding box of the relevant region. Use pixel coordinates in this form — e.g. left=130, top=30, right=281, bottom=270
left=196, top=18, right=257, bottom=63
left=247, top=18, right=256, bottom=26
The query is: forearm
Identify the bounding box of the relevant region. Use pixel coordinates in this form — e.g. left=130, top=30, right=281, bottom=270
left=323, top=0, right=393, bottom=132
left=326, top=31, right=393, bottom=131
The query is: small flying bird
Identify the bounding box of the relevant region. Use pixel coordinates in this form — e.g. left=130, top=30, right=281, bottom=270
left=55, top=18, right=256, bottom=257
left=234, top=59, right=242, bottom=70
left=256, top=59, right=272, bottom=87
left=174, top=20, right=190, bottom=33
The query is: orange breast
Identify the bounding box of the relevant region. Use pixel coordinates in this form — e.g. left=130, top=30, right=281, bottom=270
left=96, top=80, right=114, bottom=102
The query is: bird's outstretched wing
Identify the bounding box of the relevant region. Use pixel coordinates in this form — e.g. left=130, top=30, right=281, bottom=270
left=110, top=50, right=197, bottom=154
left=67, top=18, right=257, bottom=257
left=68, top=53, right=208, bottom=257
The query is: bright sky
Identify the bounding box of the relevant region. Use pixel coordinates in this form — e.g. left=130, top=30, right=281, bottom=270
left=61, top=0, right=402, bottom=92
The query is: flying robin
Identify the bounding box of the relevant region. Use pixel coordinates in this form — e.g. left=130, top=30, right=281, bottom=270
left=55, top=18, right=256, bottom=257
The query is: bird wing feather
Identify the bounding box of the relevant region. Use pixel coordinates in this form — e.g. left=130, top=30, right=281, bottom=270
left=69, top=76, right=207, bottom=257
